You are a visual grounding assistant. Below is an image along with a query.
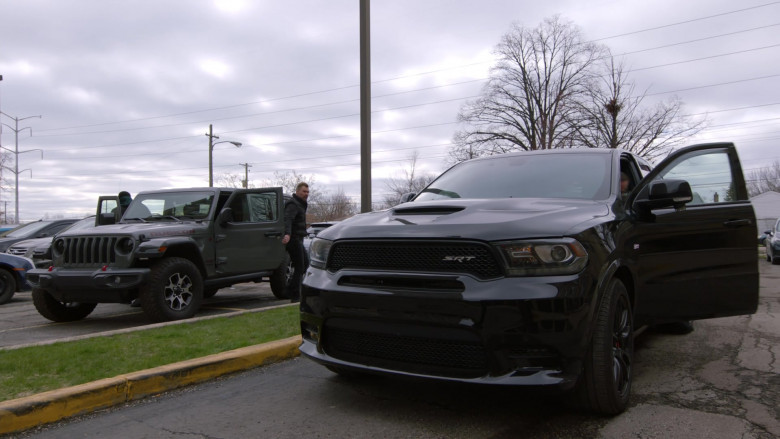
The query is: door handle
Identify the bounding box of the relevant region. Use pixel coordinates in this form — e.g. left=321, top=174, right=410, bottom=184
left=723, top=219, right=752, bottom=228
left=265, top=232, right=282, bottom=237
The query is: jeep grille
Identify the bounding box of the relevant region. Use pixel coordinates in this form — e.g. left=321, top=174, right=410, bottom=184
left=327, top=240, right=502, bottom=279
left=60, top=236, right=118, bottom=267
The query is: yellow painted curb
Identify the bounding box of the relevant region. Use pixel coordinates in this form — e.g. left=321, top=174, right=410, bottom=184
left=0, top=335, right=301, bottom=435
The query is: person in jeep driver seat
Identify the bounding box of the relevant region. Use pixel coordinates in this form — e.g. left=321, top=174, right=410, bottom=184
left=282, top=182, right=309, bottom=303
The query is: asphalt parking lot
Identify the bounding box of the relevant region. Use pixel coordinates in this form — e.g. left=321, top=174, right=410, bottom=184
left=0, top=283, right=286, bottom=349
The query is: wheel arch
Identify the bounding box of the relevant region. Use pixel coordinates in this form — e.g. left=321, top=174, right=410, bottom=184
left=158, top=243, right=207, bottom=277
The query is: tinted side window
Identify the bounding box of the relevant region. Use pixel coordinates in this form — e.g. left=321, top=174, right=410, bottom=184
left=229, top=192, right=278, bottom=223
left=656, top=150, right=736, bottom=205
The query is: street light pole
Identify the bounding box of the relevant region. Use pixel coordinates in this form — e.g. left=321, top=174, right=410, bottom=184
left=0, top=112, right=42, bottom=222
left=205, top=124, right=242, bottom=187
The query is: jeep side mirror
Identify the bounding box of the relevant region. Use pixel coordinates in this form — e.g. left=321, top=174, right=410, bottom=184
left=399, top=192, right=416, bottom=204
left=97, top=212, right=116, bottom=226
left=217, top=208, right=234, bottom=226
left=634, top=179, right=693, bottom=211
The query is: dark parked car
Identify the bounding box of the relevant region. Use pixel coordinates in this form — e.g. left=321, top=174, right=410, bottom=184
left=300, top=142, right=759, bottom=415
left=7, top=216, right=97, bottom=268
left=0, top=219, right=79, bottom=253
left=0, top=253, right=34, bottom=304
left=765, top=218, right=780, bottom=264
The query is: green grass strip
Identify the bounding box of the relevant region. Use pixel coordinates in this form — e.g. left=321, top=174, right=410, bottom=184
left=0, top=306, right=300, bottom=402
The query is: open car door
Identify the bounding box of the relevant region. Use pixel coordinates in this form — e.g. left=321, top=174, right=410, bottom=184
left=96, top=195, right=120, bottom=226
left=628, top=142, right=758, bottom=323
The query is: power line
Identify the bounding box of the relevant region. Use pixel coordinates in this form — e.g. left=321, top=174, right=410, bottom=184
left=591, top=1, right=780, bottom=41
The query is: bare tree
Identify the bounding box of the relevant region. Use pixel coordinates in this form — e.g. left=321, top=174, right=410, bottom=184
left=215, top=173, right=252, bottom=189
left=450, top=16, right=606, bottom=163
left=381, top=151, right=437, bottom=208
left=575, top=57, right=706, bottom=160
left=747, top=160, right=780, bottom=197
left=308, top=187, right=358, bottom=222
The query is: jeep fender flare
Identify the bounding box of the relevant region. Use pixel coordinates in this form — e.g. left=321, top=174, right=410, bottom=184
left=142, top=237, right=208, bottom=276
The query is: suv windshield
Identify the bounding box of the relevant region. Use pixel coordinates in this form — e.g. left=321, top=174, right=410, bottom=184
left=415, top=153, right=612, bottom=202
left=124, top=191, right=215, bottom=221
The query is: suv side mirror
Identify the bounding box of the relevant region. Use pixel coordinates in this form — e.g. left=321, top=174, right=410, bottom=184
left=399, top=192, right=416, bottom=204
left=634, top=179, right=693, bottom=211
left=97, top=212, right=116, bottom=226
left=217, top=208, right=234, bottom=226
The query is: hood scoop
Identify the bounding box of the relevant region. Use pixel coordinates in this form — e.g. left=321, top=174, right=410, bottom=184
left=393, top=206, right=465, bottom=216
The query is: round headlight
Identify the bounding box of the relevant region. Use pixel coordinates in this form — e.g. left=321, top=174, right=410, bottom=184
left=52, top=238, right=66, bottom=257
left=549, top=245, right=569, bottom=262
left=116, top=237, right=135, bottom=255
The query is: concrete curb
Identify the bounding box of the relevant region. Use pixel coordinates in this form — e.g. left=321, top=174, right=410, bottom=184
left=0, top=335, right=302, bottom=435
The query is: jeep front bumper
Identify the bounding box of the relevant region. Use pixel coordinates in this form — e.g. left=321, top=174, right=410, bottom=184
left=27, top=267, right=150, bottom=302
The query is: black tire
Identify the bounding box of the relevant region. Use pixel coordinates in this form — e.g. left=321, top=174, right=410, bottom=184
left=31, top=288, right=97, bottom=322
left=573, top=278, right=633, bottom=415
left=0, top=268, right=16, bottom=305
left=203, top=287, right=219, bottom=298
left=140, top=257, right=203, bottom=322
left=270, top=253, right=291, bottom=300
left=772, top=252, right=780, bottom=265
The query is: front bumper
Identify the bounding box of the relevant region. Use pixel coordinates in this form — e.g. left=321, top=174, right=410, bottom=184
left=299, top=267, right=596, bottom=388
left=27, top=267, right=150, bottom=302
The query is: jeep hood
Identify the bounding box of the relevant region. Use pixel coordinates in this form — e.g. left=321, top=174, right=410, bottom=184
left=56, top=221, right=206, bottom=238
left=321, top=198, right=611, bottom=242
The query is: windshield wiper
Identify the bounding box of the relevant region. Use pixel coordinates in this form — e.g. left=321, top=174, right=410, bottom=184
left=123, top=217, right=148, bottom=223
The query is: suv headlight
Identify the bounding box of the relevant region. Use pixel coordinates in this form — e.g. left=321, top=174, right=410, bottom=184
left=494, top=238, right=588, bottom=276
left=309, top=238, right=333, bottom=269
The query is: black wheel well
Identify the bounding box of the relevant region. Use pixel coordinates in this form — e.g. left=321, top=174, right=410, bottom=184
left=159, top=246, right=207, bottom=277
left=0, top=264, right=21, bottom=282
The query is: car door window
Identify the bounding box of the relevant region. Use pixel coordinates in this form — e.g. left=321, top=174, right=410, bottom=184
left=655, top=150, right=736, bottom=205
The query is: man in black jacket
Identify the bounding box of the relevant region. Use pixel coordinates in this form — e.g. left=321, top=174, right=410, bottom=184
left=282, top=182, right=309, bottom=302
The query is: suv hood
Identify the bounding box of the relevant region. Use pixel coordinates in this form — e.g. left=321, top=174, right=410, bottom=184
left=321, top=198, right=611, bottom=242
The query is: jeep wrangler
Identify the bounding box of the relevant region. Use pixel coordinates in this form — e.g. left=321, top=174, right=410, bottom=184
left=27, top=187, right=290, bottom=322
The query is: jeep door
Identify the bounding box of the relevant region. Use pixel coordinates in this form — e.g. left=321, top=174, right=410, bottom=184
left=214, top=188, right=286, bottom=275
left=628, top=143, right=758, bottom=322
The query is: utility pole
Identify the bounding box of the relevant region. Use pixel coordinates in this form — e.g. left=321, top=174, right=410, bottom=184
left=0, top=112, right=42, bottom=222
left=360, top=0, right=372, bottom=213
left=239, top=162, right=252, bottom=188
left=205, top=124, right=241, bottom=187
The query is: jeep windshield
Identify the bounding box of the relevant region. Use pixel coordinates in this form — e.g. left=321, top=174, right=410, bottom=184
left=415, top=152, right=612, bottom=202
left=123, top=191, right=215, bottom=221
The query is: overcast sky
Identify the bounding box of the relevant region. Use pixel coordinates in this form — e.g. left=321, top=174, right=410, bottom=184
left=0, top=0, right=778, bottom=222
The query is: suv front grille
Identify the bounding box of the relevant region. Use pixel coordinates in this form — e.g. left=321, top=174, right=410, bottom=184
left=7, top=247, right=27, bottom=256
left=328, top=241, right=502, bottom=279
left=60, top=236, right=118, bottom=267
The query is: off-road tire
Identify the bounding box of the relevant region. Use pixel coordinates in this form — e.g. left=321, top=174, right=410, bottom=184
left=140, top=257, right=203, bottom=322
left=31, top=288, right=98, bottom=322
left=270, top=253, right=291, bottom=299
left=0, top=268, right=16, bottom=305
left=572, top=278, right=634, bottom=415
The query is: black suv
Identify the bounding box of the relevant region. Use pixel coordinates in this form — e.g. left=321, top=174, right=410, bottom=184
left=300, top=142, right=759, bottom=415
left=27, top=187, right=290, bottom=322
